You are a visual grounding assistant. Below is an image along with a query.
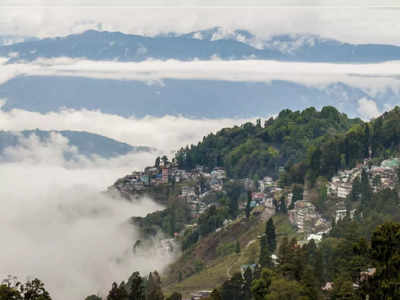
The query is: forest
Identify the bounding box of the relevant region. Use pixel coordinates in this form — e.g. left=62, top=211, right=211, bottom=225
left=175, top=106, right=361, bottom=179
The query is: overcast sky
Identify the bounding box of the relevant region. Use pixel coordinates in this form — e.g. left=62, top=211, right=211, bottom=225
left=0, top=3, right=400, bottom=45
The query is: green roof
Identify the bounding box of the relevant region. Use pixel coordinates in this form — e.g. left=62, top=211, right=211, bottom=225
left=381, top=158, right=400, bottom=168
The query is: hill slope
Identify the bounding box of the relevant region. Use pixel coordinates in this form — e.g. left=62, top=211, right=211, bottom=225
left=0, top=129, right=152, bottom=159
left=175, top=106, right=362, bottom=179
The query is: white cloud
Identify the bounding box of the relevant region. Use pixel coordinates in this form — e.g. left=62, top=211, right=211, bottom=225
left=0, top=7, right=400, bottom=45
left=357, top=97, right=381, bottom=120
left=0, top=103, right=255, bottom=155
left=2, top=57, right=400, bottom=94
left=0, top=133, right=175, bottom=299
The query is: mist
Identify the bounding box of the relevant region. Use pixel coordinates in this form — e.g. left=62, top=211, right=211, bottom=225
left=0, top=133, right=175, bottom=299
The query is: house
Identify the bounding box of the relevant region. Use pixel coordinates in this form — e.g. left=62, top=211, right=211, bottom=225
left=162, top=167, right=169, bottom=184
left=191, top=291, right=212, bottom=300
left=337, top=183, right=352, bottom=199
left=335, top=208, right=347, bottom=222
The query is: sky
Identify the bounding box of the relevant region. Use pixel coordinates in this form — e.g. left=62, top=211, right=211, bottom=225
left=0, top=2, right=399, bottom=298
left=0, top=4, right=400, bottom=45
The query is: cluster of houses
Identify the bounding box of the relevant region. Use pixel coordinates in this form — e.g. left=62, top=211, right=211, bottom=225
left=288, top=200, right=330, bottom=234
left=328, top=158, right=400, bottom=199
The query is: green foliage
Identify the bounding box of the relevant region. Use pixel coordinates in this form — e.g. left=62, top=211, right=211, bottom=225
left=235, top=240, right=241, bottom=254
left=132, top=199, right=191, bottom=237
left=85, top=296, right=102, bottom=300
left=107, top=282, right=128, bottom=300
left=251, top=268, right=273, bottom=300
left=0, top=277, right=52, bottom=300
left=265, top=276, right=305, bottom=300
left=145, top=272, right=164, bottom=300
left=219, top=273, right=245, bottom=300
left=165, top=292, right=181, bottom=300
left=363, top=222, right=400, bottom=299
left=175, top=106, right=359, bottom=179
left=265, top=218, right=277, bottom=253
left=216, top=242, right=236, bottom=257
left=286, top=106, right=400, bottom=186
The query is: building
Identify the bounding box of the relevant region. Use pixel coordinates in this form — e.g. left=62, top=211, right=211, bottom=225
left=191, top=291, right=212, bottom=300
left=162, top=167, right=169, bottom=184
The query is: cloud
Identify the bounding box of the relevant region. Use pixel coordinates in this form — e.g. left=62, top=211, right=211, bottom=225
left=357, top=97, right=381, bottom=120
left=0, top=104, right=256, bottom=154
left=2, top=57, right=400, bottom=94
left=0, top=6, right=400, bottom=45
left=0, top=133, right=176, bottom=299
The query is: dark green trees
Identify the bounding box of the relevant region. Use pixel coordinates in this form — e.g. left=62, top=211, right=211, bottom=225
left=219, top=273, right=245, bottom=300
left=165, top=292, right=181, bottom=300
left=145, top=272, right=164, bottom=300
left=363, top=222, right=400, bottom=299
left=265, top=218, right=277, bottom=253
left=107, top=282, right=128, bottom=300
left=0, top=278, right=51, bottom=300
left=175, top=106, right=360, bottom=179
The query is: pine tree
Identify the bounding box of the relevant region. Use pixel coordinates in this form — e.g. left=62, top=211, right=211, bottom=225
left=235, top=240, right=241, bottom=254
left=107, top=282, right=128, bottom=300
left=245, top=191, right=252, bottom=218
left=259, top=235, right=272, bottom=268
left=127, top=272, right=145, bottom=300
left=265, top=218, right=277, bottom=253
left=145, top=272, right=164, bottom=300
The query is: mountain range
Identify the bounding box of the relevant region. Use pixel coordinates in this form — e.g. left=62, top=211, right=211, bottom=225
left=1, top=28, right=400, bottom=63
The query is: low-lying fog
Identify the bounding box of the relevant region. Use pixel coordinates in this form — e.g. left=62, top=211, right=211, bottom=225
left=0, top=107, right=254, bottom=299
left=0, top=134, right=171, bottom=299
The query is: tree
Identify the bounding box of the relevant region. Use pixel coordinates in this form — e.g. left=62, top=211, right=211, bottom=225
left=145, top=272, right=164, bottom=300
left=126, top=272, right=145, bottom=300
left=107, top=282, right=128, bottom=300
left=161, top=155, right=169, bottom=166
left=154, top=157, right=160, bottom=168
left=235, top=240, right=241, bottom=254
left=0, top=277, right=52, bottom=300
left=265, top=276, right=305, bottom=300
left=290, top=185, right=303, bottom=208
left=265, top=218, right=277, bottom=253
left=251, top=268, right=273, bottom=300
left=243, top=267, right=253, bottom=300
left=259, top=235, right=272, bottom=268
left=165, top=292, right=181, bottom=300
left=219, top=273, right=244, bottom=300
left=245, top=191, right=252, bottom=218
left=363, top=222, right=400, bottom=299
left=330, top=274, right=360, bottom=300
left=85, top=296, right=102, bottom=300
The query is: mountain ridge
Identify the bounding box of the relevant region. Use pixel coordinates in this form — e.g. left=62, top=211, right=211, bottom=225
left=2, top=28, right=400, bottom=63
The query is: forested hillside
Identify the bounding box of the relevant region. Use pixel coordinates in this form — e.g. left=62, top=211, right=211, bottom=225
left=175, top=106, right=361, bottom=179
left=283, top=106, right=400, bottom=186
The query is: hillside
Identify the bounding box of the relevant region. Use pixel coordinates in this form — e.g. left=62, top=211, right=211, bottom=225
left=283, top=106, right=400, bottom=186
left=0, top=129, right=152, bottom=159
left=175, top=106, right=361, bottom=179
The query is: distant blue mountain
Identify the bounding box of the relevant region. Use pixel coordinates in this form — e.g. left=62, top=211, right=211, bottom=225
left=0, top=75, right=384, bottom=118
left=0, top=35, right=37, bottom=46
left=0, top=129, right=153, bottom=159
left=1, top=28, right=400, bottom=63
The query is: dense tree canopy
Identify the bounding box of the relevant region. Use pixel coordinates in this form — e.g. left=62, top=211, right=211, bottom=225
left=175, top=106, right=360, bottom=179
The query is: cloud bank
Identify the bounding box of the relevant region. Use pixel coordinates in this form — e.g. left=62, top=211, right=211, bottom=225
left=1, top=6, right=400, bottom=46
left=0, top=104, right=255, bottom=154
left=0, top=132, right=178, bottom=299
left=2, top=58, right=400, bottom=95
